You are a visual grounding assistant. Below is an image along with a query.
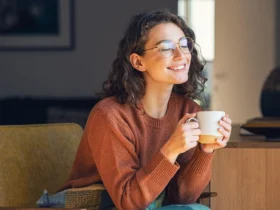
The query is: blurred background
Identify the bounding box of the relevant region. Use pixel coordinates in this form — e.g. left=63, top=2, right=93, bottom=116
left=0, top=0, right=279, bottom=127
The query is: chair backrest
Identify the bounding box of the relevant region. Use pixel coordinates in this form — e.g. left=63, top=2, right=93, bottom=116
left=0, top=123, right=83, bottom=207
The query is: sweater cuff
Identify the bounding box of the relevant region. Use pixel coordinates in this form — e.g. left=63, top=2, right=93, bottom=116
left=187, top=146, right=214, bottom=174
left=144, top=152, right=179, bottom=186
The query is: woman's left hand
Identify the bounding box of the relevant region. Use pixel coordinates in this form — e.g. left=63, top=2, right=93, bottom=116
left=200, top=114, right=232, bottom=153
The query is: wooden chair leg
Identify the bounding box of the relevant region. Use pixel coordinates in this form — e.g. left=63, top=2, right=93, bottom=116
left=197, top=192, right=218, bottom=204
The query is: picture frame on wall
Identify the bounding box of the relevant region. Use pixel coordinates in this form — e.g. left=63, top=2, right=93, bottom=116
left=0, top=0, right=75, bottom=51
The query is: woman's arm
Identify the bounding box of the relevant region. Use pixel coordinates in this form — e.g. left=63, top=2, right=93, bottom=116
left=86, top=108, right=179, bottom=210
left=165, top=146, right=214, bottom=204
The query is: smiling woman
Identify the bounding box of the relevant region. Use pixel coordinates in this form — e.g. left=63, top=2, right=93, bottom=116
left=54, top=9, right=228, bottom=210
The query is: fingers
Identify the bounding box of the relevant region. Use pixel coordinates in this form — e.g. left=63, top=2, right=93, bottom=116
left=201, top=138, right=227, bottom=151
left=223, top=114, right=232, bottom=125
left=181, top=123, right=200, bottom=137
left=187, top=135, right=199, bottom=142
left=181, top=135, right=198, bottom=151
left=183, top=131, right=199, bottom=142
left=219, top=120, right=231, bottom=132
left=216, top=138, right=227, bottom=147
left=184, top=138, right=198, bottom=149
left=178, top=113, right=196, bottom=125
left=189, top=141, right=198, bottom=149
left=191, top=128, right=201, bottom=136
left=218, top=127, right=230, bottom=140
left=219, top=114, right=232, bottom=132
left=184, top=122, right=199, bottom=130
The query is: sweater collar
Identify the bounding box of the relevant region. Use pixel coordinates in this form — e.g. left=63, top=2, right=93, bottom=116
left=138, top=93, right=177, bottom=128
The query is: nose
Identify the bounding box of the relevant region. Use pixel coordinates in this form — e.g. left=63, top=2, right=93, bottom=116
left=173, top=45, right=186, bottom=60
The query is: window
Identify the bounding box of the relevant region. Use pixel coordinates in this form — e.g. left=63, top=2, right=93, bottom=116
left=178, top=0, right=215, bottom=109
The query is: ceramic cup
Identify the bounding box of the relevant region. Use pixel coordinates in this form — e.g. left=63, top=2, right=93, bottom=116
left=187, top=111, right=225, bottom=144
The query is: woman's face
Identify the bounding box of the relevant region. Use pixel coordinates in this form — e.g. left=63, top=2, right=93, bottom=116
left=140, top=23, right=192, bottom=86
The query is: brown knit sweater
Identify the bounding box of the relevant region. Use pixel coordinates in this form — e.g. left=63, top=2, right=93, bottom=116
left=60, top=93, right=214, bottom=209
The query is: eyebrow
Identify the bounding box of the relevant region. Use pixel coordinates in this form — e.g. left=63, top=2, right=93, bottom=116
left=154, top=37, right=186, bottom=46
left=154, top=39, right=170, bottom=45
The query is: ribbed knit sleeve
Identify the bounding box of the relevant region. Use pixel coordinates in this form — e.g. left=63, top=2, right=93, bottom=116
left=86, top=108, right=179, bottom=210
left=166, top=146, right=214, bottom=204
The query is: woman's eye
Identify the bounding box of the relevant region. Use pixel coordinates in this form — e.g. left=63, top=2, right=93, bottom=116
left=161, top=47, right=172, bottom=51
left=181, top=45, right=188, bottom=48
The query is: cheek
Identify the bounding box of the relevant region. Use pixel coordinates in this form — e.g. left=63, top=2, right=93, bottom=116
left=187, top=54, right=192, bottom=63
left=147, top=56, right=167, bottom=69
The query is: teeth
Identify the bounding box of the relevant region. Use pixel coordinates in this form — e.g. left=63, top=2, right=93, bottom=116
left=170, top=65, right=185, bottom=70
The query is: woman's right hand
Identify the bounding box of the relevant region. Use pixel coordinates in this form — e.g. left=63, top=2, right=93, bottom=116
left=160, top=113, right=201, bottom=163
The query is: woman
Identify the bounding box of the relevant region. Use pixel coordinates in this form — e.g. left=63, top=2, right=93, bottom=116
left=61, top=10, right=232, bottom=210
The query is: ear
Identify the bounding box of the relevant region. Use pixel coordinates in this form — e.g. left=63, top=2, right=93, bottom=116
left=130, top=53, right=146, bottom=72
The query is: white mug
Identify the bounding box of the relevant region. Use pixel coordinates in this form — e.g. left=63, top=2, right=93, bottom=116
left=187, top=111, right=225, bottom=144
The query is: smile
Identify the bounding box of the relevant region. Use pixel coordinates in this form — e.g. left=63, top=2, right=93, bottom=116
left=167, top=64, right=186, bottom=71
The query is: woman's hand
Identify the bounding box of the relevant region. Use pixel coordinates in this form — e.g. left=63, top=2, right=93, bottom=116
left=161, top=113, right=201, bottom=163
left=200, top=114, right=232, bottom=153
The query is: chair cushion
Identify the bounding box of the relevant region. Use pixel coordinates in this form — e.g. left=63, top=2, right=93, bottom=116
left=36, top=184, right=115, bottom=210
left=0, top=123, right=83, bottom=207
left=65, top=184, right=115, bottom=210
left=37, top=184, right=166, bottom=210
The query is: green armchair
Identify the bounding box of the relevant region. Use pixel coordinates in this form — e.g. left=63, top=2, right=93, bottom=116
left=0, top=123, right=215, bottom=209
left=0, top=123, right=83, bottom=207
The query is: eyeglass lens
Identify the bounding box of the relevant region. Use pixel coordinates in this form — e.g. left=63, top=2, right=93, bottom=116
left=158, top=37, right=193, bottom=57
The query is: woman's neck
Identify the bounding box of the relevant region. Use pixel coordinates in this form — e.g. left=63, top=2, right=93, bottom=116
left=141, top=84, right=173, bottom=119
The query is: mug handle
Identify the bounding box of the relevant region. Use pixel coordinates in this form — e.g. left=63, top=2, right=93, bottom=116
left=187, top=117, right=198, bottom=123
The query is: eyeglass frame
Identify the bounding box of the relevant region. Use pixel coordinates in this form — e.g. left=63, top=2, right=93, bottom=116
left=141, top=37, right=194, bottom=57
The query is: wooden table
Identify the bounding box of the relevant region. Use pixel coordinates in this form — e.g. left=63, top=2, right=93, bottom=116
left=210, top=125, right=280, bottom=210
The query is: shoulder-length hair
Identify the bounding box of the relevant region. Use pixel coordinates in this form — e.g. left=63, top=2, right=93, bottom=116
left=102, top=10, right=207, bottom=106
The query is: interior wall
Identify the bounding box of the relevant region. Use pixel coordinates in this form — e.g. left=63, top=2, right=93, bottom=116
left=213, top=0, right=276, bottom=123
left=1, top=0, right=277, bottom=124
left=276, top=0, right=280, bottom=66
left=0, top=0, right=176, bottom=98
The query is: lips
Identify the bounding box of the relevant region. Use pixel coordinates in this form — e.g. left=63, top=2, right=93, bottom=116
left=167, top=64, right=186, bottom=71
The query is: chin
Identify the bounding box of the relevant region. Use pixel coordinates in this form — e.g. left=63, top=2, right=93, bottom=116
left=174, top=81, right=187, bottom=85
left=174, top=77, right=188, bottom=84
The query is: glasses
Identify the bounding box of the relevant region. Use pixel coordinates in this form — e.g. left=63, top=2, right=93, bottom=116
left=142, top=37, right=194, bottom=57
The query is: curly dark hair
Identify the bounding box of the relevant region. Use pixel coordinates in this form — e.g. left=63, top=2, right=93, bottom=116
left=102, top=9, right=207, bottom=106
